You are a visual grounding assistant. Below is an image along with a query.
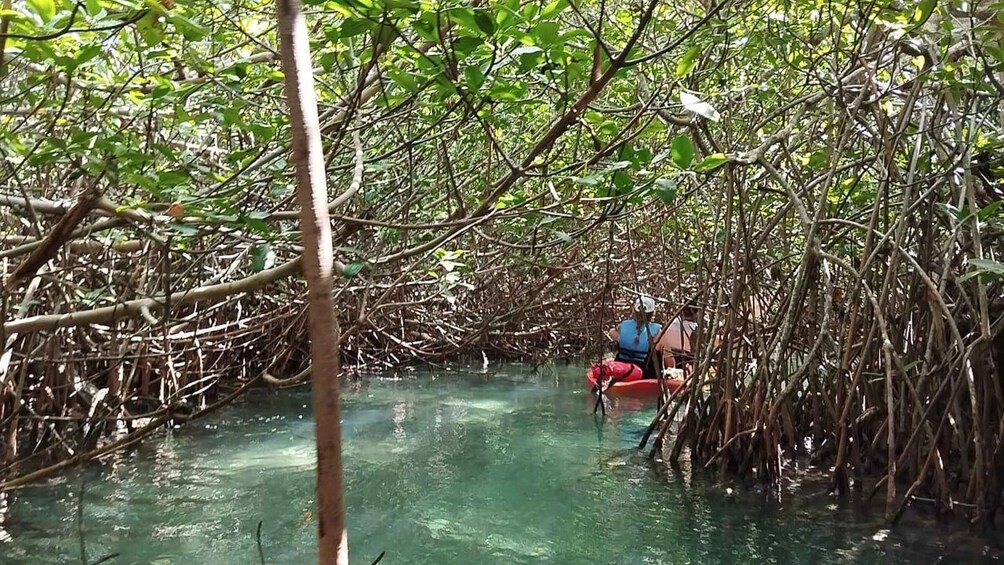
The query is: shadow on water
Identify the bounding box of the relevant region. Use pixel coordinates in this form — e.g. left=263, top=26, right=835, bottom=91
left=0, top=362, right=1001, bottom=564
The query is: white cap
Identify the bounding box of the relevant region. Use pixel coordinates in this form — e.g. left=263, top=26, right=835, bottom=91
left=636, top=295, right=656, bottom=313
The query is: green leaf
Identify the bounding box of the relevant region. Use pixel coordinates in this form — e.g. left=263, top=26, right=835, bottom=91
left=540, top=0, right=567, bottom=18
left=495, top=7, right=516, bottom=28
left=231, top=62, right=249, bottom=79
left=86, top=0, right=101, bottom=16
left=53, top=55, right=77, bottom=70
left=136, top=11, right=165, bottom=46
left=978, top=200, right=1003, bottom=220
left=695, top=153, right=728, bottom=172
left=572, top=173, right=603, bottom=186
left=969, top=258, right=1004, bottom=274
left=464, top=64, right=485, bottom=91
left=807, top=150, right=828, bottom=170
left=935, top=202, right=965, bottom=222
left=453, top=36, right=484, bottom=55
left=654, top=179, right=677, bottom=203
left=612, top=170, right=632, bottom=192
left=632, top=147, right=653, bottom=168
left=488, top=81, right=526, bottom=101
left=958, top=258, right=1004, bottom=283
left=534, top=21, right=560, bottom=44
left=376, top=22, right=401, bottom=46
left=676, top=46, right=701, bottom=78
left=512, top=45, right=543, bottom=57
left=555, top=231, right=573, bottom=244
left=986, top=45, right=1004, bottom=64
left=670, top=135, right=694, bottom=168
left=597, top=120, right=619, bottom=137
left=342, top=262, right=365, bottom=278
left=446, top=8, right=478, bottom=33
left=474, top=10, right=495, bottom=35
left=240, top=216, right=273, bottom=236
left=411, top=16, right=437, bottom=41
left=914, top=0, right=936, bottom=23
left=167, top=223, right=199, bottom=236
left=383, top=0, right=419, bottom=11
left=339, top=18, right=372, bottom=38
left=250, top=243, right=274, bottom=272
left=618, top=144, right=637, bottom=162
left=27, top=0, right=55, bottom=22
left=170, top=13, right=207, bottom=41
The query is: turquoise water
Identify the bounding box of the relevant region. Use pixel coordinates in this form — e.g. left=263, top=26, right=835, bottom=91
left=0, top=364, right=1000, bottom=564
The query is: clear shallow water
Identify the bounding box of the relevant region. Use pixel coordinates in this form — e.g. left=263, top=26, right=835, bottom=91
left=1, top=363, right=1001, bottom=564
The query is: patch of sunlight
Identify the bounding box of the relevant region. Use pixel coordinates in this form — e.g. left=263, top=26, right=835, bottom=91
left=423, top=517, right=455, bottom=539
left=225, top=443, right=315, bottom=471
left=345, top=439, right=420, bottom=464
left=151, top=523, right=210, bottom=539
left=484, top=533, right=553, bottom=558
left=421, top=508, right=553, bottom=559
left=441, top=398, right=515, bottom=413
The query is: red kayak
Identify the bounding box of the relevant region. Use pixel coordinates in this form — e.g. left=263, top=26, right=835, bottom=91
left=586, top=360, right=685, bottom=397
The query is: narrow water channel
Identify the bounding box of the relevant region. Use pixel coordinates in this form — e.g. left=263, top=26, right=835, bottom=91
left=1, top=364, right=999, bottom=563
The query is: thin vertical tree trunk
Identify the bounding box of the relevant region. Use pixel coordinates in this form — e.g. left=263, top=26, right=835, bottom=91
left=0, top=0, right=13, bottom=78
left=275, top=1, right=348, bottom=562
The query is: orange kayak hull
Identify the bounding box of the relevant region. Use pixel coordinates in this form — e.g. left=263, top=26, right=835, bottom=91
left=586, top=362, right=685, bottom=397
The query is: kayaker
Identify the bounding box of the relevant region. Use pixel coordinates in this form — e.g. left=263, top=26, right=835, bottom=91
left=607, top=295, right=663, bottom=379
left=656, top=303, right=700, bottom=371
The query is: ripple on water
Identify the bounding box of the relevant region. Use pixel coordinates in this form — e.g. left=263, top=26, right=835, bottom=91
left=224, top=442, right=316, bottom=471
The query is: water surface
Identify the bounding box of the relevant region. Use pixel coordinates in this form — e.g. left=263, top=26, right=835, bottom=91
left=1, top=364, right=1000, bottom=563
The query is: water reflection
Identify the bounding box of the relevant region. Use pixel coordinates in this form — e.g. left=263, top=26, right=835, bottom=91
left=0, top=365, right=1001, bottom=564
left=392, top=402, right=407, bottom=440
left=0, top=491, right=10, bottom=543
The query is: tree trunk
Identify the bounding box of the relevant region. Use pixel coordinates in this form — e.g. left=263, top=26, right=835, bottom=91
left=275, top=1, right=348, bottom=563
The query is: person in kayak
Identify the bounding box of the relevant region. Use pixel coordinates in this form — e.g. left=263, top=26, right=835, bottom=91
left=656, top=303, right=700, bottom=372
left=607, top=295, right=663, bottom=379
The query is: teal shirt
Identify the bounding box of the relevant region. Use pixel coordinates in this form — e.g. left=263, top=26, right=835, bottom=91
left=616, top=320, right=662, bottom=363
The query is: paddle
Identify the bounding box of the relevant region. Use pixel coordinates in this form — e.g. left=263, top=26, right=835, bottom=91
left=593, top=323, right=628, bottom=415
left=591, top=362, right=631, bottom=415
left=591, top=360, right=637, bottom=414
left=591, top=361, right=607, bottom=415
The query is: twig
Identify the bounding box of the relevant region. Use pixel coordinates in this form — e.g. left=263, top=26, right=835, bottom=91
left=256, top=520, right=266, bottom=565
left=77, top=480, right=87, bottom=565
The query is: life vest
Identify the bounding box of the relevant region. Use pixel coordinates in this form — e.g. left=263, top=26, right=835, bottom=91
left=616, top=320, right=662, bottom=364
